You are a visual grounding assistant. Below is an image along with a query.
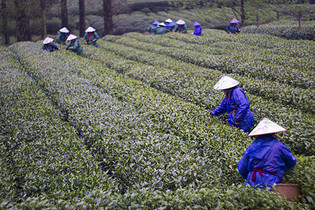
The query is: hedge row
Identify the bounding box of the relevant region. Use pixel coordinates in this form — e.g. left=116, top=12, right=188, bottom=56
left=167, top=29, right=315, bottom=60
left=2, top=41, right=313, bottom=208
left=103, top=34, right=314, bottom=90
left=7, top=184, right=306, bottom=209
left=242, top=21, right=315, bottom=40
left=10, top=42, right=250, bottom=192
left=126, top=32, right=314, bottom=74
left=106, top=34, right=315, bottom=113
left=0, top=47, right=116, bottom=202
left=83, top=40, right=315, bottom=156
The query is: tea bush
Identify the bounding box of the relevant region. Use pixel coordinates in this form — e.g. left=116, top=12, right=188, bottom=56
left=0, top=47, right=117, bottom=202
left=1, top=27, right=314, bottom=208
left=242, top=21, right=315, bottom=40
left=83, top=39, right=315, bottom=156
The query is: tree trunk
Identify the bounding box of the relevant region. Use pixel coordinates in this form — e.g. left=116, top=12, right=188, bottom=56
left=79, top=0, right=85, bottom=37
left=298, top=11, right=302, bottom=28
left=103, top=0, right=113, bottom=35
left=2, top=0, right=10, bottom=44
left=60, top=0, right=68, bottom=28
left=256, top=13, right=259, bottom=28
left=40, top=0, right=47, bottom=39
left=15, top=0, right=31, bottom=41
left=240, top=0, right=245, bottom=27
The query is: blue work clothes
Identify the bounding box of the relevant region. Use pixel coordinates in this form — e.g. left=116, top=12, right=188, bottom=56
left=56, top=31, right=69, bottom=45
left=211, top=86, right=254, bottom=133
left=155, top=27, right=170, bottom=36
left=174, top=25, right=188, bottom=33
left=238, top=134, right=296, bottom=190
left=42, top=43, right=59, bottom=52
left=65, top=39, right=83, bottom=55
left=84, top=32, right=99, bottom=47
left=193, top=26, right=202, bottom=36
left=147, top=25, right=158, bottom=35
left=226, top=23, right=240, bottom=34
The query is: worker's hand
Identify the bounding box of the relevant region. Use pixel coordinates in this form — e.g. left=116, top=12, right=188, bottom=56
left=85, top=42, right=87, bottom=44
left=229, top=32, right=232, bottom=34
left=209, top=112, right=213, bottom=117
left=58, top=48, right=60, bottom=50
left=235, top=119, right=241, bottom=125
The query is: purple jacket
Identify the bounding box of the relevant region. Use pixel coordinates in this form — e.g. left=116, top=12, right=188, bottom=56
left=238, top=134, right=296, bottom=190
left=193, top=26, right=202, bottom=36
left=211, top=86, right=254, bottom=132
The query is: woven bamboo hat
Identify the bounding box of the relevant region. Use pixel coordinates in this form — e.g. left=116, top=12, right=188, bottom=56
left=213, top=75, right=240, bottom=90
left=248, top=117, right=287, bottom=137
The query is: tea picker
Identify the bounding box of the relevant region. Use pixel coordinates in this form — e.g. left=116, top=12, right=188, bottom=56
left=174, top=19, right=188, bottom=33
left=155, top=22, right=170, bottom=36
left=238, top=118, right=296, bottom=191
left=146, top=20, right=159, bottom=35
left=226, top=18, right=241, bottom=34
left=65, top=34, right=83, bottom=55
left=191, top=21, right=202, bottom=36
left=56, top=27, right=70, bottom=45
left=84, top=26, right=99, bottom=47
left=42, top=37, right=60, bottom=52
left=164, top=19, right=176, bottom=32
left=210, top=75, right=254, bottom=133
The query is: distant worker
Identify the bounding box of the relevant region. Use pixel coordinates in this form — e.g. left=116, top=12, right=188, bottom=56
left=146, top=20, right=159, bottom=35
left=42, top=37, right=60, bottom=52
left=164, top=18, right=173, bottom=30
left=65, top=34, right=83, bottom=55
left=155, top=22, right=170, bottom=36
left=174, top=19, right=187, bottom=33
left=191, top=21, right=202, bottom=36
left=84, top=26, right=99, bottom=47
left=210, top=75, right=254, bottom=133
left=226, top=18, right=240, bottom=34
left=167, top=22, right=176, bottom=32
left=56, top=27, right=70, bottom=45
left=238, top=117, right=296, bottom=190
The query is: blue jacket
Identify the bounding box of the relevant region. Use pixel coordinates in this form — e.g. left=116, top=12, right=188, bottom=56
left=193, top=26, right=202, bottom=36
left=226, top=24, right=240, bottom=34
left=238, top=134, right=296, bottom=190
left=211, top=86, right=254, bottom=133
left=42, top=43, right=59, bottom=52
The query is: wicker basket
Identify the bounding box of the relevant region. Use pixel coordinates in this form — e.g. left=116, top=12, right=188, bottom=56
left=273, top=184, right=300, bottom=201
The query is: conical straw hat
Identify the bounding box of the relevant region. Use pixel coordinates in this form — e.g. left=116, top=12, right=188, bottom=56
left=43, top=37, right=53, bottom=44
left=230, top=18, right=239, bottom=24
left=176, top=19, right=186, bottom=25
left=66, top=34, right=77, bottom=41
left=85, top=26, right=96, bottom=32
left=59, top=27, right=69, bottom=33
left=152, top=20, right=160, bottom=25
left=192, top=21, right=201, bottom=27
left=158, top=22, right=166, bottom=27
left=165, top=18, right=172, bottom=23
left=213, top=75, right=240, bottom=90
left=248, top=117, right=287, bottom=137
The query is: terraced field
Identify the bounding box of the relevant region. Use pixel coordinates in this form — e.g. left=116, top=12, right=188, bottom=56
left=0, top=29, right=314, bottom=208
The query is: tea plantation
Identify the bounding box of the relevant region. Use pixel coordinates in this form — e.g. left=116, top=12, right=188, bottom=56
left=0, top=29, right=314, bottom=208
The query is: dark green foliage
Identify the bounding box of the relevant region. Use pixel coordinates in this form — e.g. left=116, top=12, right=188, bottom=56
left=0, top=28, right=314, bottom=208
left=243, top=21, right=315, bottom=40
